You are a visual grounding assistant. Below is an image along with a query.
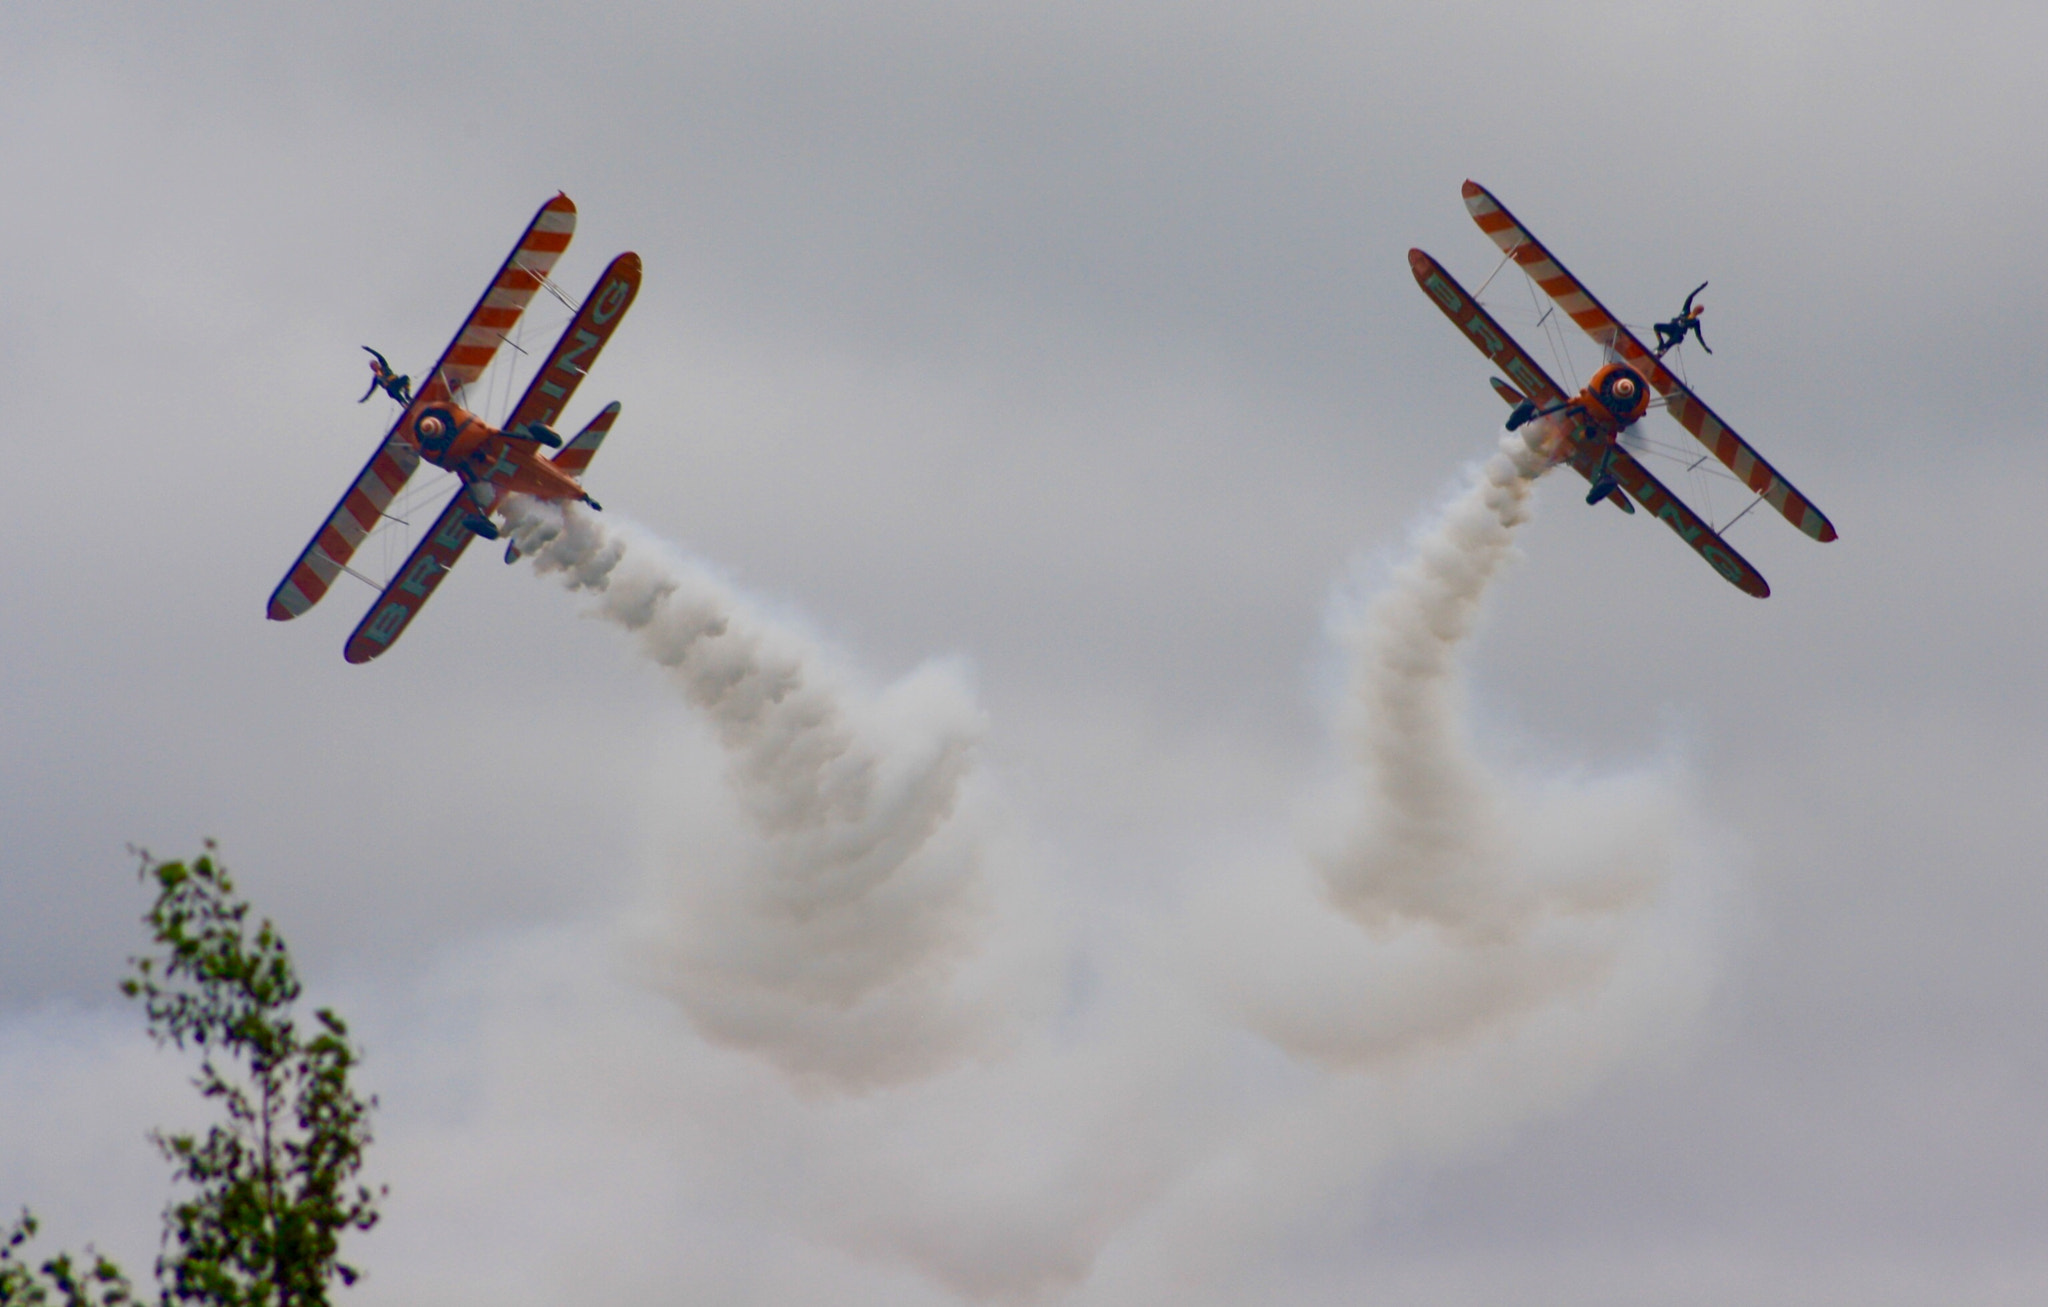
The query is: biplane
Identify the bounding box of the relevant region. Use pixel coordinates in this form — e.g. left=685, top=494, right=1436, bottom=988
left=266, top=193, right=641, bottom=661
left=1411, top=181, right=1835, bottom=597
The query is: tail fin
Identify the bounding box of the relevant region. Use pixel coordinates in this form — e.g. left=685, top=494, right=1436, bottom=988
left=550, top=401, right=619, bottom=477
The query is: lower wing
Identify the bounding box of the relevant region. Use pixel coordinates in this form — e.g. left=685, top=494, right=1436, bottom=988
left=342, top=487, right=483, bottom=663
left=1601, top=444, right=1770, bottom=598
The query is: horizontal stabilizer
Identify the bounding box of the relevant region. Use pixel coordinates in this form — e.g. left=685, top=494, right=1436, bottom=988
left=549, top=401, right=619, bottom=477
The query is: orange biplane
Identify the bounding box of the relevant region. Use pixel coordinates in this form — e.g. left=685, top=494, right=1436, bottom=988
left=1412, top=181, right=1835, bottom=597
left=267, top=194, right=640, bottom=661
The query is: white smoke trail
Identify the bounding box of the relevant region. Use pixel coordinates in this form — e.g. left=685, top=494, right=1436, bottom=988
left=476, top=432, right=1722, bottom=1301
left=501, top=497, right=1035, bottom=1091
left=1221, top=422, right=1715, bottom=1073
left=1123, top=424, right=1722, bottom=1301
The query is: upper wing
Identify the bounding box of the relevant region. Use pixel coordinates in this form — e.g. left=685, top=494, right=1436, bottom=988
left=426, top=193, right=578, bottom=402
left=266, top=435, right=420, bottom=620
left=1408, top=248, right=1570, bottom=407
left=1461, top=181, right=1837, bottom=543
left=342, top=487, right=482, bottom=663
left=501, top=252, right=642, bottom=436
left=1462, top=181, right=1646, bottom=365
left=1600, top=443, right=1770, bottom=598
left=1656, top=382, right=1836, bottom=542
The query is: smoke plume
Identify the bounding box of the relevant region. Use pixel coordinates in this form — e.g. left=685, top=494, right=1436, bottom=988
left=1219, top=423, right=1713, bottom=1075
left=471, top=431, right=1723, bottom=1301
left=501, top=498, right=1031, bottom=1091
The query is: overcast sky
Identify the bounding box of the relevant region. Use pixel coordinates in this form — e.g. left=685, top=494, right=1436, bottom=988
left=5, top=3, right=2047, bottom=1304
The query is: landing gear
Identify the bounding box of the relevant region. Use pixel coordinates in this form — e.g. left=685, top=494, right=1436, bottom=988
left=520, top=422, right=564, bottom=449
left=1585, top=443, right=1619, bottom=506
left=1506, top=399, right=1537, bottom=431
left=462, top=515, right=500, bottom=541
left=582, top=494, right=603, bottom=512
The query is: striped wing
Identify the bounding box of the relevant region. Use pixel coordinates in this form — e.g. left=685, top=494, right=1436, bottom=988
left=427, top=193, right=577, bottom=400
left=342, top=489, right=481, bottom=663
left=266, top=436, right=420, bottom=620
left=1461, top=181, right=1837, bottom=543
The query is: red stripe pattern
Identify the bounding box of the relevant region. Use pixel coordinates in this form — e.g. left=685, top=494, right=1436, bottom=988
left=266, top=438, right=420, bottom=620
left=1462, top=181, right=1837, bottom=543
left=427, top=193, right=577, bottom=397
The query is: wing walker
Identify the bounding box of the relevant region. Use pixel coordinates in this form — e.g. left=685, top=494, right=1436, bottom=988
left=267, top=194, right=641, bottom=662
left=1411, top=181, right=1836, bottom=597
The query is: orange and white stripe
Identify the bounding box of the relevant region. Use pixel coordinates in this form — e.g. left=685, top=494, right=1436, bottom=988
left=1462, top=181, right=1837, bottom=543
left=430, top=193, right=576, bottom=396
left=266, top=437, right=420, bottom=620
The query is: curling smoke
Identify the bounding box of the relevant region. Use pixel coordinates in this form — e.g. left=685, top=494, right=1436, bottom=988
left=1228, top=421, right=1712, bottom=1074
left=501, top=497, right=1026, bottom=1091
left=470, top=438, right=1721, bottom=1300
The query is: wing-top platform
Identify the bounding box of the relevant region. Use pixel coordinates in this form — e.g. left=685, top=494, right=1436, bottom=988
left=1461, top=180, right=1837, bottom=543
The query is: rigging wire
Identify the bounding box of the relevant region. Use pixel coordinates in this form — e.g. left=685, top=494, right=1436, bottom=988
left=1472, top=244, right=1518, bottom=300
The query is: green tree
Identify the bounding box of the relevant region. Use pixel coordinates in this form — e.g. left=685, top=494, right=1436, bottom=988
left=1, top=1211, right=134, bottom=1307
left=2, top=845, right=382, bottom=1307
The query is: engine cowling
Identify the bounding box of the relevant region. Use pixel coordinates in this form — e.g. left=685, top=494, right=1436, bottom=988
left=1583, top=362, right=1650, bottom=428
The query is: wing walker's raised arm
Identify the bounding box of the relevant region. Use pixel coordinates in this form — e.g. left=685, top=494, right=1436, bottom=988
left=1461, top=180, right=1837, bottom=543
